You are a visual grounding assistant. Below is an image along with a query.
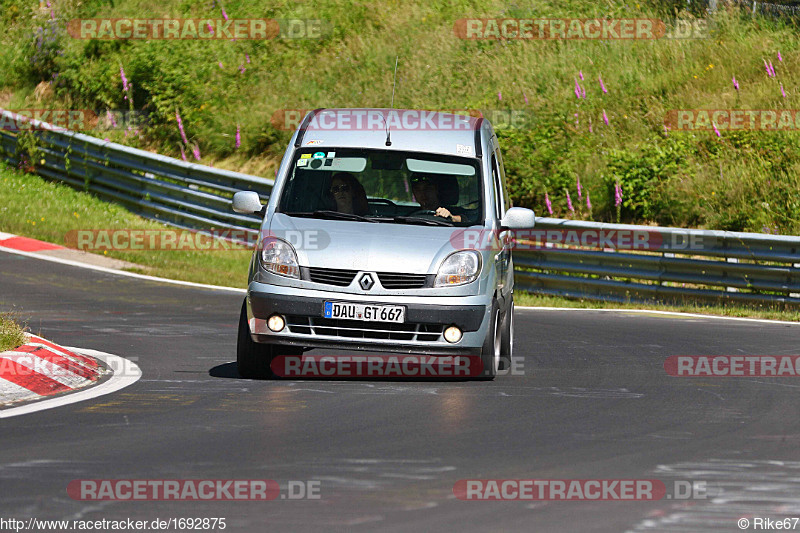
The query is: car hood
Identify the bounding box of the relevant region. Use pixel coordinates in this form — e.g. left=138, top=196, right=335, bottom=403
left=268, top=213, right=470, bottom=273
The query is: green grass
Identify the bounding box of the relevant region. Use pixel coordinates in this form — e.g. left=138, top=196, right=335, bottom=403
left=2, top=1, right=800, bottom=233
left=1, top=162, right=796, bottom=321
left=0, top=163, right=252, bottom=287
left=515, top=292, right=800, bottom=321
left=0, top=313, right=26, bottom=352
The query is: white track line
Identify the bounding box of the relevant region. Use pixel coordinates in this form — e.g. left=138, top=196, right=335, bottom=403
left=1, top=240, right=795, bottom=324
left=516, top=306, right=800, bottom=326
left=0, top=244, right=245, bottom=293
left=0, top=348, right=141, bottom=419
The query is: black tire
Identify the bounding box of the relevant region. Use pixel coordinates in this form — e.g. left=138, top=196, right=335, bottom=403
left=498, top=298, right=514, bottom=371
left=478, top=302, right=501, bottom=380
left=237, top=299, right=275, bottom=379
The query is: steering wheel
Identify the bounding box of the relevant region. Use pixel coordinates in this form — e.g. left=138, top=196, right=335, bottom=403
left=406, top=209, right=438, bottom=217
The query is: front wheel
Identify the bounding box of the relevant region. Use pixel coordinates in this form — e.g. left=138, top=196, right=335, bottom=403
left=498, top=299, right=514, bottom=371
left=478, top=303, right=501, bottom=380
left=237, top=299, right=275, bottom=379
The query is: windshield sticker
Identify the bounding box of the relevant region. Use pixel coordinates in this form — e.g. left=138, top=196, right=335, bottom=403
left=456, top=144, right=473, bottom=156
left=312, top=151, right=325, bottom=159
left=300, top=153, right=312, bottom=159
left=326, top=152, right=336, bottom=158
left=297, top=159, right=308, bottom=167
left=305, top=139, right=323, bottom=145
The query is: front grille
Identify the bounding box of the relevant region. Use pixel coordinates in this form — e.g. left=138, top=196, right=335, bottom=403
left=306, top=267, right=358, bottom=286
left=376, top=273, right=430, bottom=289
left=286, top=315, right=444, bottom=342
left=303, top=267, right=432, bottom=289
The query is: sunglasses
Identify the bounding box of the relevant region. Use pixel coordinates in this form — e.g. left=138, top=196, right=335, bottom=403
left=330, top=184, right=351, bottom=194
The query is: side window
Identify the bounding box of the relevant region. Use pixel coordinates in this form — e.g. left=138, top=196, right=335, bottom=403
left=490, top=153, right=503, bottom=220
left=495, top=147, right=512, bottom=211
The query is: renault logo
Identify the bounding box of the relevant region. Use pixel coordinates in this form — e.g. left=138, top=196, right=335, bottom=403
left=359, top=273, right=375, bottom=290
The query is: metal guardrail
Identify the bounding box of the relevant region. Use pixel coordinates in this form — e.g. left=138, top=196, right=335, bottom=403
left=1, top=108, right=799, bottom=308
left=514, top=218, right=800, bottom=308
left=0, top=109, right=271, bottom=238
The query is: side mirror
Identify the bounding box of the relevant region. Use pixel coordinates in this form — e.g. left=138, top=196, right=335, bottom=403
left=232, top=191, right=263, bottom=215
left=500, top=207, right=536, bottom=230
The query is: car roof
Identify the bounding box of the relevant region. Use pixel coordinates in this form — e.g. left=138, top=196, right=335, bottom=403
left=293, top=108, right=492, bottom=158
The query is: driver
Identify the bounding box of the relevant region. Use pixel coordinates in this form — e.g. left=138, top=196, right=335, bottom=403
left=410, top=174, right=462, bottom=222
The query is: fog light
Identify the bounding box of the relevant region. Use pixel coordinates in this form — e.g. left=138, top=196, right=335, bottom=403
left=267, top=314, right=286, bottom=332
left=444, top=326, right=462, bottom=343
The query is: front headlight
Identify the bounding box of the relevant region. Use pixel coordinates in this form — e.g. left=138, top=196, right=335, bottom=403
left=435, top=251, right=481, bottom=287
left=260, top=237, right=300, bottom=278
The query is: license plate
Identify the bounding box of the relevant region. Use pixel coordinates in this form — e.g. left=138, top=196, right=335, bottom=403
left=323, top=301, right=405, bottom=323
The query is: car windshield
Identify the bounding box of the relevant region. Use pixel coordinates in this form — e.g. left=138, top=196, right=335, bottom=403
left=277, top=148, right=483, bottom=226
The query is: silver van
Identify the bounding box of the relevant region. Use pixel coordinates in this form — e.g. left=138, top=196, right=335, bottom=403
left=232, top=109, right=535, bottom=379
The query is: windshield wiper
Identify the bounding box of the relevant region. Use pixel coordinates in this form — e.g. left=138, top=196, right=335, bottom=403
left=390, top=216, right=454, bottom=227
left=283, top=210, right=378, bottom=223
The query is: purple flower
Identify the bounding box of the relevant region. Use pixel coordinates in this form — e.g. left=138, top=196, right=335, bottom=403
left=581, top=85, right=586, bottom=99
left=713, top=122, right=721, bottom=137
left=235, top=124, right=241, bottom=149
left=222, top=6, right=228, bottom=20
left=599, top=75, right=607, bottom=94
left=781, top=83, right=786, bottom=98
left=614, top=182, right=622, bottom=207
left=498, top=91, right=502, bottom=101
left=239, top=64, right=246, bottom=74
left=769, top=60, right=776, bottom=77
left=778, top=51, right=783, bottom=62
left=574, top=78, right=582, bottom=99
left=732, top=75, right=739, bottom=91
left=523, top=91, right=528, bottom=105
left=586, top=191, right=592, bottom=210
left=545, top=192, right=553, bottom=215
left=576, top=177, right=582, bottom=200
left=180, top=146, right=187, bottom=161
left=566, top=191, right=574, bottom=213
left=207, top=23, right=214, bottom=35
left=120, top=66, right=129, bottom=93
left=602, top=109, right=609, bottom=125
left=579, top=70, right=584, bottom=80
left=589, top=117, right=593, bottom=133
left=175, top=110, right=189, bottom=145
left=246, top=54, right=251, bottom=64
left=218, top=61, right=223, bottom=69
left=192, top=144, right=201, bottom=161
left=106, top=110, right=117, bottom=128
left=663, top=124, right=669, bottom=135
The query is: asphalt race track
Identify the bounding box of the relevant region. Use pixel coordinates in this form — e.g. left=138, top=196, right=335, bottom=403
left=2, top=249, right=799, bottom=532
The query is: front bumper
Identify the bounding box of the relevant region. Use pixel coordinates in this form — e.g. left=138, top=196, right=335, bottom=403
left=247, top=282, right=492, bottom=356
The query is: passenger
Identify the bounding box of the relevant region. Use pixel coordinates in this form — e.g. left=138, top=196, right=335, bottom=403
left=410, top=174, right=463, bottom=222
left=329, top=172, right=369, bottom=215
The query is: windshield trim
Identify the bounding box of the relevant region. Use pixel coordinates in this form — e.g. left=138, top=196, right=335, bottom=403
left=275, top=147, right=485, bottom=227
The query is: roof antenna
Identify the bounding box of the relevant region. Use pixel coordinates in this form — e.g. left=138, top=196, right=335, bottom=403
left=386, top=55, right=398, bottom=146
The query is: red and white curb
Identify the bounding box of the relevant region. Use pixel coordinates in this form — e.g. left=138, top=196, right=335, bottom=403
left=0, top=231, right=64, bottom=252
left=0, top=334, right=141, bottom=418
